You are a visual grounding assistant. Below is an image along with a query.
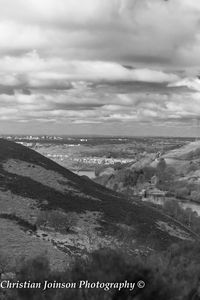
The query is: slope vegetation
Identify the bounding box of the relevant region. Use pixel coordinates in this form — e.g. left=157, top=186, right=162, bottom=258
left=0, top=139, right=196, bottom=270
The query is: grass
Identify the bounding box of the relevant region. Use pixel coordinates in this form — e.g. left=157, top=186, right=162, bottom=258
left=0, top=218, right=67, bottom=271
left=0, top=213, right=37, bottom=232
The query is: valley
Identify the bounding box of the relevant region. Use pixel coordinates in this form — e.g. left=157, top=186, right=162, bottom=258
left=0, top=137, right=197, bottom=272
left=1, top=134, right=193, bottom=172
left=3, top=135, right=200, bottom=215
left=0, top=137, right=200, bottom=300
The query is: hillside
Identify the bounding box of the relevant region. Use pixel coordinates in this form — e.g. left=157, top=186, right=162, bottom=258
left=0, top=139, right=196, bottom=271
left=151, top=141, right=200, bottom=200
left=95, top=140, right=200, bottom=203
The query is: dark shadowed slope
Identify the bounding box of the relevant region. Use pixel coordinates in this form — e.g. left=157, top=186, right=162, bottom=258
left=0, top=138, right=197, bottom=268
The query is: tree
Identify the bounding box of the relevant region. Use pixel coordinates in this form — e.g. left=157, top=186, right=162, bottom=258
left=156, top=158, right=167, bottom=187
left=124, top=170, right=139, bottom=187
left=156, top=159, right=176, bottom=189
left=157, top=158, right=167, bottom=173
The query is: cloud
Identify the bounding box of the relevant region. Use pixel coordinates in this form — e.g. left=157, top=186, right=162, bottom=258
left=0, top=0, right=198, bottom=68
left=0, top=81, right=199, bottom=130
left=0, top=0, right=199, bottom=135
left=168, top=77, right=200, bottom=91
left=0, top=51, right=180, bottom=90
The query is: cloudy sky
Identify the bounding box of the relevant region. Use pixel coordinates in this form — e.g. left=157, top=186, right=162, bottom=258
left=0, top=0, right=200, bottom=136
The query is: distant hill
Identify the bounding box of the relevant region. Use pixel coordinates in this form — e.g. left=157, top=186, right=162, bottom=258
left=0, top=139, right=196, bottom=270
left=95, top=140, right=200, bottom=203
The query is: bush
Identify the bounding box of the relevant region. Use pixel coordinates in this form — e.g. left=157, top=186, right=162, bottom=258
left=175, top=187, right=190, bottom=199
left=190, top=191, right=200, bottom=202
left=5, top=244, right=200, bottom=300
left=0, top=251, right=10, bottom=276
left=124, top=170, right=140, bottom=187
left=161, top=199, right=200, bottom=233
left=36, top=210, right=76, bottom=233
left=143, top=166, right=156, bottom=181
left=6, top=250, right=174, bottom=300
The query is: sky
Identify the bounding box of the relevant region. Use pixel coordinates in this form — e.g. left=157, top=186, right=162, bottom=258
left=0, top=0, right=200, bottom=136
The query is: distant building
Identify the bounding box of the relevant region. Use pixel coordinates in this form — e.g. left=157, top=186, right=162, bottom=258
left=141, top=187, right=166, bottom=204
left=148, top=188, right=166, bottom=199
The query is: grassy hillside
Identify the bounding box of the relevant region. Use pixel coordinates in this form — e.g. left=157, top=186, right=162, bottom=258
left=0, top=138, right=197, bottom=270
left=95, top=140, right=200, bottom=200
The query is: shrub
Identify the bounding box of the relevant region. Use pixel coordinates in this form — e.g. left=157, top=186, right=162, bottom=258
left=143, top=166, right=156, bottom=181
left=36, top=210, right=76, bottom=233
left=175, top=187, right=190, bottom=199
left=124, top=170, right=140, bottom=187
left=190, top=191, right=200, bottom=202
left=0, top=252, right=10, bottom=277
left=4, top=245, right=200, bottom=300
